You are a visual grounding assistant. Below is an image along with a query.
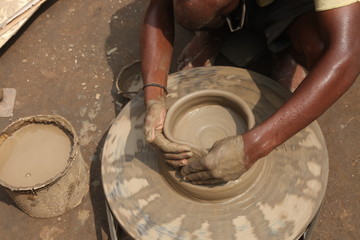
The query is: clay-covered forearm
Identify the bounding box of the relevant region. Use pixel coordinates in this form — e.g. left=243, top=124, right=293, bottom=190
left=141, top=0, right=175, bottom=103
left=243, top=4, right=360, bottom=164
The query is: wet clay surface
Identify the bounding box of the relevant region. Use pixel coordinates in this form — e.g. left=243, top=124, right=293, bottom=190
left=162, top=89, right=258, bottom=202
left=0, top=0, right=359, bottom=239
left=164, top=90, right=254, bottom=151
left=172, top=104, right=245, bottom=149
left=0, top=123, right=71, bottom=188
left=102, top=67, right=328, bottom=239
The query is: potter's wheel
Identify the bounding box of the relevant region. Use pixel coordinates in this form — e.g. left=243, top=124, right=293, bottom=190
left=102, top=67, right=328, bottom=239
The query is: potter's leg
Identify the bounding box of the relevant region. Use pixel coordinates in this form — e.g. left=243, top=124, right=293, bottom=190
left=272, top=50, right=308, bottom=92
left=176, top=31, right=222, bottom=71
left=274, top=11, right=324, bottom=91
left=287, top=11, right=325, bottom=69
left=174, top=0, right=239, bottom=70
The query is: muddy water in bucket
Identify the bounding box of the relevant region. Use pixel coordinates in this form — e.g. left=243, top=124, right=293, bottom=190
left=0, top=124, right=71, bottom=188
left=0, top=115, right=89, bottom=218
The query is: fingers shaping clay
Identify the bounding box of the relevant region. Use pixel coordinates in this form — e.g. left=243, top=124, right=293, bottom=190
left=102, top=66, right=329, bottom=240
left=162, top=89, right=257, bottom=200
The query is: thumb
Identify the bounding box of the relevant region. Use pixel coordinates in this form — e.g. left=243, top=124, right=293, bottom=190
left=144, top=125, right=156, bottom=143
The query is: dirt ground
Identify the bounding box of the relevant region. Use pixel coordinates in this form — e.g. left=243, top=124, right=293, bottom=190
left=0, top=0, right=359, bottom=239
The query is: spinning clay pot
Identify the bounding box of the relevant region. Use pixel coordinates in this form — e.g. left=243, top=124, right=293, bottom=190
left=164, top=89, right=256, bottom=161
left=161, top=89, right=257, bottom=201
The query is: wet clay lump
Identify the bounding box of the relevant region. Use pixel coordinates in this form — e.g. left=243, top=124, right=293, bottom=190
left=0, top=123, right=71, bottom=188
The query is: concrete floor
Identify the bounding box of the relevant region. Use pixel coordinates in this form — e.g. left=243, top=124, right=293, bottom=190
left=0, top=0, right=359, bottom=239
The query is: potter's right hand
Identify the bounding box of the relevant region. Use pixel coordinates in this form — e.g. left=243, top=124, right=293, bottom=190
left=180, top=135, right=250, bottom=184
left=144, top=99, right=192, bottom=168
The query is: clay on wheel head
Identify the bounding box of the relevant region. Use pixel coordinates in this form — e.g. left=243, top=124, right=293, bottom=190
left=102, top=66, right=329, bottom=240
left=164, top=89, right=255, bottom=158
left=161, top=89, right=258, bottom=200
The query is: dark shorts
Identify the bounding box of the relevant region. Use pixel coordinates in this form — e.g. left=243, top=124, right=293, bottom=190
left=229, top=0, right=315, bottom=53
left=248, top=0, right=315, bottom=53
left=221, top=0, right=314, bottom=66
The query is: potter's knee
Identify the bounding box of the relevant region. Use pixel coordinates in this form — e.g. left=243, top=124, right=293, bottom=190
left=303, top=39, right=325, bottom=69
left=174, top=0, right=238, bottom=30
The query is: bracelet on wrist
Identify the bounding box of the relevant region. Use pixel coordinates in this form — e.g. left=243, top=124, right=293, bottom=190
left=143, top=83, right=168, bottom=95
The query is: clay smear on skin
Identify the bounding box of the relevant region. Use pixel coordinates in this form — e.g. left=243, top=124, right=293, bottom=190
left=0, top=123, right=71, bottom=187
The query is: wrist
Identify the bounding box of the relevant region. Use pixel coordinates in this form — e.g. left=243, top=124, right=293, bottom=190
left=144, top=87, right=166, bottom=107
left=242, top=128, right=275, bottom=165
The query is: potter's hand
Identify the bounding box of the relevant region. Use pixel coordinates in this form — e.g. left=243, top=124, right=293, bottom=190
left=144, top=99, right=192, bottom=168
left=181, top=136, right=249, bottom=184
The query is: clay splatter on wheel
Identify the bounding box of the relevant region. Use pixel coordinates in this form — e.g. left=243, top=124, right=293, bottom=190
left=102, top=66, right=328, bottom=240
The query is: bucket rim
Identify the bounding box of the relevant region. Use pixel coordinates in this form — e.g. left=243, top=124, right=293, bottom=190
left=0, top=114, right=78, bottom=192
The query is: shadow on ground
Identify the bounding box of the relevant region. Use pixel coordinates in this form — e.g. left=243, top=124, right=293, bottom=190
left=88, top=130, right=112, bottom=240
left=105, top=0, right=145, bottom=116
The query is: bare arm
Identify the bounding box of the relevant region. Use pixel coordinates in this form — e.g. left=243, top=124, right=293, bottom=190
left=181, top=4, right=360, bottom=184
left=141, top=0, right=192, bottom=166
left=141, top=0, right=174, bottom=103
left=244, top=4, right=360, bottom=164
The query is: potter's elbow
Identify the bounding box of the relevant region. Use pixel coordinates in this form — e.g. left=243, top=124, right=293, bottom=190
left=333, top=41, right=360, bottom=72
left=348, top=48, right=360, bottom=72
left=343, top=50, right=360, bottom=77
left=327, top=44, right=360, bottom=80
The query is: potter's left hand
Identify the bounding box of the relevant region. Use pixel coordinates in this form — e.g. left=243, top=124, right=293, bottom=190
left=180, top=135, right=250, bottom=184
left=144, top=99, right=192, bottom=168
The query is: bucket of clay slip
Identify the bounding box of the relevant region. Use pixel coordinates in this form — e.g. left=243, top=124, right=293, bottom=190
left=0, top=115, right=89, bottom=218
